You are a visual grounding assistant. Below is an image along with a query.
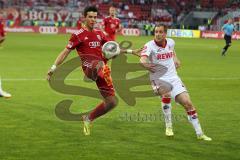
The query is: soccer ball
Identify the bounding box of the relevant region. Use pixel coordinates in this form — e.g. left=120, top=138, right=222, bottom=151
left=102, top=41, right=120, bottom=59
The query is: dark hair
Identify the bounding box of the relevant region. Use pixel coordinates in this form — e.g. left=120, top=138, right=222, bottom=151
left=83, top=6, right=98, bottom=17
left=154, top=24, right=168, bottom=33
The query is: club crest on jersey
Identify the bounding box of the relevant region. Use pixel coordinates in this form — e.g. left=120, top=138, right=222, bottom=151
left=96, top=35, right=101, bottom=40
left=111, top=24, right=116, bottom=28
left=157, top=48, right=164, bottom=52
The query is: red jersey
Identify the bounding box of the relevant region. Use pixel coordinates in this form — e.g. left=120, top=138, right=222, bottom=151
left=66, top=27, right=109, bottom=72
left=76, top=20, right=82, bottom=29
left=0, top=21, right=5, bottom=37
left=66, top=27, right=115, bottom=97
left=103, top=16, right=120, bottom=40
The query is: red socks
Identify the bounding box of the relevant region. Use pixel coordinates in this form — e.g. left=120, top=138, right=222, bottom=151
left=162, top=97, right=171, bottom=104
left=89, top=102, right=106, bottom=121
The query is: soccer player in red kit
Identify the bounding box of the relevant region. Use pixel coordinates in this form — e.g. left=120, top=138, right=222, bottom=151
left=103, top=6, right=121, bottom=41
left=0, top=19, right=6, bottom=47
left=0, top=19, right=11, bottom=98
left=76, top=18, right=86, bottom=29
left=47, top=6, right=139, bottom=135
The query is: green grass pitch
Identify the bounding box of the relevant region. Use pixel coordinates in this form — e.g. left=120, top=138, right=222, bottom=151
left=0, top=33, right=240, bottom=160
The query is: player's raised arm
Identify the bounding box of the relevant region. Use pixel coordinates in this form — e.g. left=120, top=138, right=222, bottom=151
left=120, top=48, right=143, bottom=57
left=47, top=48, right=71, bottom=81
left=54, top=48, right=72, bottom=66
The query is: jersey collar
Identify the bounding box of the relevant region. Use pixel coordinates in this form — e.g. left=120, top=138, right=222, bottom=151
left=154, top=39, right=167, bottom=48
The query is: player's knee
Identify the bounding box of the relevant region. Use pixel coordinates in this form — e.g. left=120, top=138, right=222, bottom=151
left=162, top=92, right=171, bottom=98
left=106, top=97, right=118, bottom=108
left=111, top=98, right=118, bottom=107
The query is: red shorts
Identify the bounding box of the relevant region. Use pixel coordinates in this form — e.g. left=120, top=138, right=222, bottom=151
left=83, top=61, right=115, bottom=98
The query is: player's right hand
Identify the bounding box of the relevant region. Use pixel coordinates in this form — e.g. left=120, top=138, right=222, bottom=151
left=144, top=63, right=157, bottom=73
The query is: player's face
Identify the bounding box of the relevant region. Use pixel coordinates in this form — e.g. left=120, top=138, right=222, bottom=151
left=154, top=26, right=166, bottom=42
left=228, top=19, right=233, bottom=24
left=85, top=11, right=98, bottom=29
left=109, top=7, right=116, bottom=17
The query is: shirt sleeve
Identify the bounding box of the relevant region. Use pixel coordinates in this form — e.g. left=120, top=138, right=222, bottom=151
left=168, top=39, right=175, bottom=51
left=103, top=18, right=107, bottom=27
left=101, top=31, right=109, bottom=44
left=66, top=33, right=81, bottom=50
left=116, top=19, right=120, bottom=29
left=141, top=43, right=151, bottom=57
left=222, top=24, right=226, bottom=30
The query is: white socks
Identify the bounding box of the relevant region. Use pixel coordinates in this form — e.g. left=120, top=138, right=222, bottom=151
left=161, top=97, right=172, bottom=128
left=187, top=110, right=203, bottom=136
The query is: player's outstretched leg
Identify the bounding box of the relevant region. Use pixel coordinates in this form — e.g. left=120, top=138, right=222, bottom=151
left=176, top=92, right=212, bottom=141
left=161, top=96, right=174, bottom=136
left=82, top=96, right=117, bottom=135
left=222, top=37, right=231, bottom=56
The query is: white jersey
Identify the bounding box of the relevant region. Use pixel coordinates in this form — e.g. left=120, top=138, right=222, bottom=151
left=141, top=38, right=178, bottom=80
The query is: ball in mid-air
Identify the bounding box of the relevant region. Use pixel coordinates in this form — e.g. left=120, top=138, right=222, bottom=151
left=102, top=41, right=120, bottom=59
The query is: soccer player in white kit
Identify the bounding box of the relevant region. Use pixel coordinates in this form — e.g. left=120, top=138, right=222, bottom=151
left=139, top=25, right=212, bottom=141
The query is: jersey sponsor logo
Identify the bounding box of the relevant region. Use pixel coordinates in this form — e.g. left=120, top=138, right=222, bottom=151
left=157, top=52, right=174, bottom=60
left=89, top=41, right=100, bottom=48
left=110, top=24, right=116, bottom=29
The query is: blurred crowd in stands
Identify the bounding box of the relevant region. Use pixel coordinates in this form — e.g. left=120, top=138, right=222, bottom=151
left=0, top=0, right=240, bottom=33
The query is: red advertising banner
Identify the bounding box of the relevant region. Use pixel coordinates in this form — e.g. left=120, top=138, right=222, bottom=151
left=4, top=26, right=79, bottom=34
left=5, top=26, right=139, bottom=36
left=1, top=8, right=79, bottom=22
left=201, top=31, right=240, bottom=40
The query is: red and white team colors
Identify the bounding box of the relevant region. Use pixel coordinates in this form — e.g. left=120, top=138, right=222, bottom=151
left=66, top=27, right=108, bottom=63
left=66, top=27, right=115, bottom=98
left=141, top=38, right=187, bottom=99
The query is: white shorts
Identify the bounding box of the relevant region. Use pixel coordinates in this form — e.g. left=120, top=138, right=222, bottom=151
left=151, top=77, right=187, bottom=100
